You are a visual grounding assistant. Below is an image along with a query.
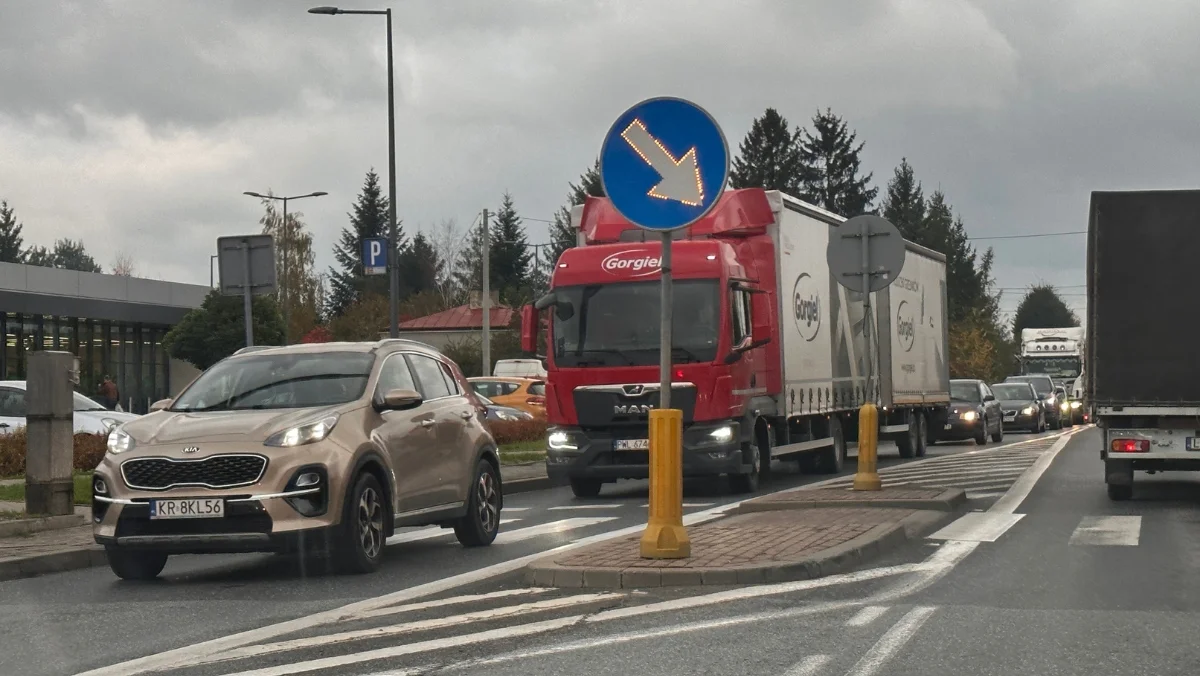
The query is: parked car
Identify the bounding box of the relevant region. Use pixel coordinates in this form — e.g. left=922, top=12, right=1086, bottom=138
left=473, top=393, right=534, bottom=422
left=467, top=377, right=546, bottom=418
left=492, top=358, right=547, bottom=378
left=92, top=339, right=503, bottom=581
left=942, top=379, right=1003, bottom=445
left=1005, top=375, right=1063, bottom=429
left=0, top=380, right=138, bottom=435
left=990, top=382, right=1045, bottom=433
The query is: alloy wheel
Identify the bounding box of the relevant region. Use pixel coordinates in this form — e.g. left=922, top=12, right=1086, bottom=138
left=357, top=486, right=384, bottom=560
left=476, top=471, right=500, bottom=534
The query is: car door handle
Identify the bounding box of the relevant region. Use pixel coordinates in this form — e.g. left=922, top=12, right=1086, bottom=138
left=459, top=410, right=474, bottom=420
left=421, top=419, right=435, bottom=428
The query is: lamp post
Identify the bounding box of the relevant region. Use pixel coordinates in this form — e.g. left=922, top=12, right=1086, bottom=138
left=243, top=190, right=328, bottom=342
left=209, top=254, right=218, bottom=289
left=308, top=5, right=399, bottom=338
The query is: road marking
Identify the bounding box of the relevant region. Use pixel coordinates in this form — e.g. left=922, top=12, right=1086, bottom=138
left=199, top=593, right=625, bottom=667
left=1069, top=516, right=1142, bottom=546
left=547, top=504, right=624, bottom=510
left=965, top=490, right=1006, bottom=499
left=781, top=654, right=831, bottom=676
left=501, top=507, right=530, bottom=512
left=927, top=512, right=1024, bottom=542
left=352, top=587, right=554, bottom=622
left=495, top=517, right=619, bottom=543
left=387, top=519, right=520, bottom=545
left=640, top=502, right=715, bottom=508
left=916, top=478, right=1025, bottom=490
left=991, top=430, right=1078, bottom=515
left=845, top=605, right=889, bottom=627
left=845, top=606, right=938, bottom=676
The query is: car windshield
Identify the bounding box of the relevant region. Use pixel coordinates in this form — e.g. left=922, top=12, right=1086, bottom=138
left=72, top=393, right=108, bottom=412
left=552, top=279, right=719, bottom=367
left=950, top=382, right=980, bottom=402
left=170, top=352, right=375, bottom=411
left=1009, top=376, right=1053, bottom=395
left=992, top=384, right=1035, bottom=400
left=1022, top=356, right=1081, bottom=379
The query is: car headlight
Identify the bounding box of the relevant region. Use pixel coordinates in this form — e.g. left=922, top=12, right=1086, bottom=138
left=961, top=410, right=978, bottom=422
left=100, top=418, right=120, bottom=433
left=1022, top=406, right=1036, bottom=415
left=1061, top=403, right=1071, bottom=412
left=547, top=430, right=578, bottom=451
left=1071, top=401, right=1082, bottom=409
left=264, top=415, right=339, bottom=448
left=107, top=428, right=135, bottom=455
left=708, top=425, right=735, bottom=444
left=495, top=409, right=520, bottom=421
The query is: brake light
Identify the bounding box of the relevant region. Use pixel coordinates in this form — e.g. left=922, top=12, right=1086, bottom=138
left=674, top=369, right=684, bottom=380
left=1111, top=438, right=1150, bottom=453
left=525, top=396, right=545, bottom=405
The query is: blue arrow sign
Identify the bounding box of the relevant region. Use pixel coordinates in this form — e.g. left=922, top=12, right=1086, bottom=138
left=362, top=237, right=387, bottom=276
left=599, top=97, right=729, bottom=231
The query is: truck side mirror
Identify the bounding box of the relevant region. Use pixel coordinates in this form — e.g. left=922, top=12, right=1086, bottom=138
left=520, top=305, right=537, bottom=354
left=751, top=321, right=771, bottom=348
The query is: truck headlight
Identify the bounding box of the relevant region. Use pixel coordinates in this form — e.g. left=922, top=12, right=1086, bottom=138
left=708, top=425, right=735, bottom=444
left=1070, top=401, right=1082, bottom=409
left=548, top=430, right=579, bottom=451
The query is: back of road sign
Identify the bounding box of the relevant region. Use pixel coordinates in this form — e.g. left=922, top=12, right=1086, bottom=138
left=827, top=214, right=905, bottom=293
left=599, top=97, right=729, bottom=231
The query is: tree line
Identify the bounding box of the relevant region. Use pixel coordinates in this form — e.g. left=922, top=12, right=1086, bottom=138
left=0, top=201, right=108, bottom=273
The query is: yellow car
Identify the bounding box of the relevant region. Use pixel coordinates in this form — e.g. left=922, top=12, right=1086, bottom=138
left=467, top=377, right=546, bottom=419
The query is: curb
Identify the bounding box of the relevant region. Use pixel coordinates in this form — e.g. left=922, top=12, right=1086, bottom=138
left=0, top=547, right=107, bottom=583
left=734, top=488, right=967, bottom=514
left=524, top=508, right=956, bottom=589
left=0, top=513, right=86, bottom=538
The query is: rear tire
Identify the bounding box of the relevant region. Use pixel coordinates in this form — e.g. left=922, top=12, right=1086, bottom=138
left=814, top=416, right=846, bottom=474
left=334, top=472, right=387, bottom=575
left=729, top=440, right=761, bottom=493
left=569, top=478, right=603, bottom=498
left=1107, top=483, right=1133, bottom=501
left=915, top=413, right=929, bottom=457
left=897, top=412, right=918, bottom=459
left=105, top=548, right=168, bottom=581
left=455, top=460, right=501, bottom=547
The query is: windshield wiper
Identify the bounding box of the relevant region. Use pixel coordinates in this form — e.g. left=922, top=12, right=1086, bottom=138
left=571, top=349, right=635, bottom=365
left=671, top=346, right=704, bottom=364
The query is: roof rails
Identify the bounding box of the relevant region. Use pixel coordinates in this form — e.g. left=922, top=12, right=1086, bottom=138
left=375, top=338, right=435, bottom=351
left=232, top=345, right=276, bottom=356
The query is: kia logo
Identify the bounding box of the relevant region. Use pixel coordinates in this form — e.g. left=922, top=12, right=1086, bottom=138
left=897, top=301, right=916, bottom=352
left=601, top=250, right=661, bottom=277
left=791, top=273, right=821, bottom=341
left=182, top=446, right=199, bottom=454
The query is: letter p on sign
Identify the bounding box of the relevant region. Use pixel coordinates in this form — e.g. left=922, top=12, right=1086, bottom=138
left=363, top=237, right=387, bottom=275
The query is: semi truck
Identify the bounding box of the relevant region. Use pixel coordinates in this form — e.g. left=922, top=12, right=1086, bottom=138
left=1019, top=327, right=1084, bottom=388
left=1087, top=190, right=1200, bottom=500
left=522, top=188, right=950, bottom=497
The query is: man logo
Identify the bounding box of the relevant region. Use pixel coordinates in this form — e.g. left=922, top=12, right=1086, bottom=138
left=896, top=301, right=916, bottom=352
left=792, top=273, right=821, bottom=342
left=614, top=404, right=654, bottom=415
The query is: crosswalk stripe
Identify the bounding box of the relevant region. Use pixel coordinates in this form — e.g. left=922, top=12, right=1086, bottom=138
left=202, top=594, right=624, bottom=667
left=782, top=654, right=831, bottom=675
left=354, top=588, right=555, bottom=622
left=845, top=606, right=889, bottom=627
left=1069, top=516, right=1141, bottom=546
left=873, top=463, right=1032, bottom=479
left=640, top=502, right=716, bottom=508
left=927, top=512, right=1024, bottom=542
left=915, top=478, right=1023, bottom=490
left=386, top=519, right=520, bottom=545
left=548, top=504, right=624, bottom=510
left=495, top=517, right=619, bottom=544
left=964, top=490, right=1006, bottom=499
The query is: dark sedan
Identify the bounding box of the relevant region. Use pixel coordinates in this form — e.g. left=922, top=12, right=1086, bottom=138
left=942, top=379, right=1004, bottom=445
left=991, top=382, right=1046, bottom=433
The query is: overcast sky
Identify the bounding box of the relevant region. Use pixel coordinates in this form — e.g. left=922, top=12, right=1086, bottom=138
left=2, top=0, right=1196, bottom=322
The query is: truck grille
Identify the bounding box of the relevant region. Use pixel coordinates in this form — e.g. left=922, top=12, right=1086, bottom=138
left=121, top=455, right=268, bottom=491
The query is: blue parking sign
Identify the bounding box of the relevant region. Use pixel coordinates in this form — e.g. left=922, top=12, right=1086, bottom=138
left=362, top=237, right=387, bottom=275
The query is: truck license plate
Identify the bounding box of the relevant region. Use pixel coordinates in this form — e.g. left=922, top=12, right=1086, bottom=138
left=614, top=439, right=650, bottom=451
left=150, top=498, right=225, bottom=519
left=1187, top=438, right=1200, bottom=451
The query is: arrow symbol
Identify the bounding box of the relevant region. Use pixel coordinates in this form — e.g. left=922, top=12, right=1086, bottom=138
left=621, top=119, right=704, bottom=206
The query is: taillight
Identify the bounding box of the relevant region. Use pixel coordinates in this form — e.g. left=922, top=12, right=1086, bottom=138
left=525, top=396, right=545, bottom=405
left=674, top=368, right=685, bottom=380
left=1111, top=438, right=1150, bottom=453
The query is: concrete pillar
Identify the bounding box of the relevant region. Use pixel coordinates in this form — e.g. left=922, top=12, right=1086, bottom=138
left=26, top=351, right=77, bottom=516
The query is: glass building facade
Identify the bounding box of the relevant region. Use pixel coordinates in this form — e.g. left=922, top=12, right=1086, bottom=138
left=1, top=314, right=171, bottom=414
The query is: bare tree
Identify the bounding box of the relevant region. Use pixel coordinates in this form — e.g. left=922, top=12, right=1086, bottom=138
left=111, top=250, right=136, bottom=277
left=429, top=218, right=469, bottom=307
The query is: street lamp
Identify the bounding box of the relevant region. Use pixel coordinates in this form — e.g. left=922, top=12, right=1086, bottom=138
left=308, top=5, right=400, bottom=338
left=243, top=190, right=328, bottom=342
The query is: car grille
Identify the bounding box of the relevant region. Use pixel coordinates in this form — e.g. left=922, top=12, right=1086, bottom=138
left=121, top=454, right=268, bottom=490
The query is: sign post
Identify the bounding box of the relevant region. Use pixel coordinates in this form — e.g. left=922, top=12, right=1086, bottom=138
left=218, top=234, right=277, bottom=347
left=600, top=97, right=729, bottom=559
left=826, top=214, right=906, bottom=491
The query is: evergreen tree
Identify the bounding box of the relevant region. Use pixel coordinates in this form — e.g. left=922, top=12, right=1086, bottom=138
left=397, top=231, right=441, bottom=296
left=729, top=108, right=805, bottom=193
left=489, top=192, right=532, bottom=303
left=1013, top=284, right=1080, bottom=337
left=915, top=191, right=999, bottom=325
left=24, top=245, right=52, bottom=267
left=797, top=108, right=878, bottom=216
left=881, top=159, right=925, bottom=242
left=164, top=291, right=285, bottom=369
left=0, top=201, right=25, bottom=263
left=326, top=170, right=398, bottom=317
left=51, top=238, right=102, bottom=272
left=548, top=159, right=603, bottom=267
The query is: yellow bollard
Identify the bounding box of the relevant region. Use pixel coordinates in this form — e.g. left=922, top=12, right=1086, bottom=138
left=640, top=408, right=690, bottom=558
left=852, top=403, right=882, bottom=491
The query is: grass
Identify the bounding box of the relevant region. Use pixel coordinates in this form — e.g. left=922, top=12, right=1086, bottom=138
left=0, top=472, right=93, bottom=506
left=499, top=439, right=546, bottom=465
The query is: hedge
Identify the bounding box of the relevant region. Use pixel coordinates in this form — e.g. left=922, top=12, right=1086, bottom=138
left=0, top=429, right=108, bottom=478
left=486, top=419, right=547, bottom=446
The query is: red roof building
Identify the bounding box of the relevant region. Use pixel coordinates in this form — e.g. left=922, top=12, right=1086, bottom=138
left=397, top=304, right=514, bottom=331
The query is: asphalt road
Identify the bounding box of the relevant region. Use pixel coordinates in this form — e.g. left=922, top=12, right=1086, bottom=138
left=0, top=432, right=1054, bottom=676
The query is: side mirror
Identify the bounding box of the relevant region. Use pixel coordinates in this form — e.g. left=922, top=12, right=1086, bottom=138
left=520, top=305, right=538, bottom=354
left=983, top=394, right=995, bottom=402
left=534, top=292, right=557, bottom=311
left=751, top=322, right=771, bottom=348
left=380, top=388, right=423, bottom=411
left=150, top=398, right=172, bottom=412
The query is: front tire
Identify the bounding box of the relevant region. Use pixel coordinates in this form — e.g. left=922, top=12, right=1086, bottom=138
left=991, top=418, right=1004, bottom=443
left=569, top=478, right=603, bottom=498
left=105, top=548, right=168, bottom=581
left=729, top=440, right=761, bottom=493
left=974, top=422, right=988, bottom=446
left=334, top=472, right=387, bottom=574
left=455, top=460, right=501, bottom=547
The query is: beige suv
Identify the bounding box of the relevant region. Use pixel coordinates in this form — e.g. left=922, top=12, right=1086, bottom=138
left=91, top=339, right=503, bottom=580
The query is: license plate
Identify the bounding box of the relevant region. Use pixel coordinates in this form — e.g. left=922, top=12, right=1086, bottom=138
left=150, top=498, right=225, bottom=519
left=1004, top=413, right=1016, bottom=420
left=614, top=439, right=650, bottom=451
left=943, top=424, right=952, bottom=431
left=1187, top=438, right=1200, bottom=451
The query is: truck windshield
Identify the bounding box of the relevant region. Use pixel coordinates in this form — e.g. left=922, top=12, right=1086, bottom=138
left=552, top=280, right=719, bottom=367
left=1022, top=357, right=1081, bottom=379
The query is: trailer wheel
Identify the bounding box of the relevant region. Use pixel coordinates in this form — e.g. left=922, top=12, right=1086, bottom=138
left=1107, top=483, right=1133, bottom=501
left=916, top=413, right=929, bottom=457
left=815, top=416, right=846, bottom=474
left=897, top=412, right=918, bottom=459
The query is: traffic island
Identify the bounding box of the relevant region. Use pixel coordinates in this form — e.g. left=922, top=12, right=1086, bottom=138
left=525, top=504, right=955, bottom=589
left=736, top=486, right=967, bottom=513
